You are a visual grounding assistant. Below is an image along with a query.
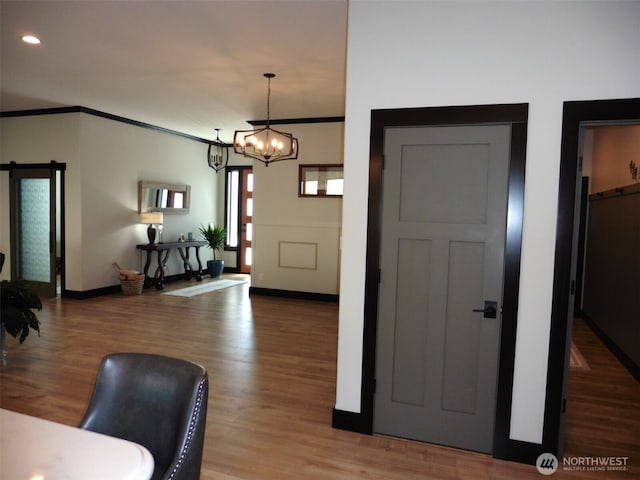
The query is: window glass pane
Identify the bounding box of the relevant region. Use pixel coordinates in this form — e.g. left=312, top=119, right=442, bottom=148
left=226, top=170, right=239, bottom=247
left=247, top=173, right=253, bottom=192
left=20, top=178, right=50, bottom=282
left=246, top=223, right=253, bottom=241
left=304, top=181, right=318, bottom=195
left=245, top=247, right=252, bottom=266
left=246, top=198, right=253, bottom=217
left=326, top=179, right=344, bottom=195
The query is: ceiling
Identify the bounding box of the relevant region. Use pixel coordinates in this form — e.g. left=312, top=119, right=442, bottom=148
left=0, top=0, right=348, bottom=142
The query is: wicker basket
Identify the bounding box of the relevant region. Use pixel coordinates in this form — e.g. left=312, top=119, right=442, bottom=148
left=120, top=274, right=145, bottom=296
left=113, top=262, right=145, bottom=295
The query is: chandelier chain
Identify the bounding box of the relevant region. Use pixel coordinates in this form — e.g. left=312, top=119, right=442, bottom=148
left=266, top=76, right=271, bottom=127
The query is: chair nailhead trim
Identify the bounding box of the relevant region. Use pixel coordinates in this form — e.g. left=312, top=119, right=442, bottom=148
left=167, top=377, right=206, bottom=480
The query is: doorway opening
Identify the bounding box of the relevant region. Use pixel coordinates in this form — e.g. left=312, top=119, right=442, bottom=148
left=565, top=122, right=640, bottom=458
left=546, top=98, right=639, bottom=459
left=225, top=166, right=253, bottom=274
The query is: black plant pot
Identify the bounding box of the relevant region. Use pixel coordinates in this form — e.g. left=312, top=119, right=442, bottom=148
left=207, top=260, right=224, bottom=278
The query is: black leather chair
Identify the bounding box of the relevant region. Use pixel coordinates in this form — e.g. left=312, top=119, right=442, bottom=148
left=80, top=353, right=208, bottom=480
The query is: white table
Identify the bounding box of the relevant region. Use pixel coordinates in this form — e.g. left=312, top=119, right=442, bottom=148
left=0, top=408, right=154, bottom=480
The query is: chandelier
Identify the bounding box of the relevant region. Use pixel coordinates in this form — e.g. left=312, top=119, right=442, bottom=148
left=233, top=73, right=299, bottom=166
left=207, top=128, right=229, bottom=173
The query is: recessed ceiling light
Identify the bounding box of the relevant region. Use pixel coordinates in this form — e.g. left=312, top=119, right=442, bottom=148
left=22, top=35, right=41, bottom=45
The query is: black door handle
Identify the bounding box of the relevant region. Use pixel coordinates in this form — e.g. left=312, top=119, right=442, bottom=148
left=472, top=300, right=497, bottom=319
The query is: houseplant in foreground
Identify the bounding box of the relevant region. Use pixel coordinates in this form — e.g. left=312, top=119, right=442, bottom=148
left=198, top=223, right=227, bottom=277
left=0, top=280, right=42, bottom=362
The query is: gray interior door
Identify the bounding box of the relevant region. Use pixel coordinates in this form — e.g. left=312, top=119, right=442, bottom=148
left=374, top=124, right=511, bottom=453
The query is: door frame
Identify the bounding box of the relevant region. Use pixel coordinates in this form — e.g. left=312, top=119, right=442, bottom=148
left=545, top=97, right=640, bottom=457
left=224, top=165, right=253, bottom=273
left=4, top=161, right=66, bottom=297
left=359, top=104, right=528, bottom=460
left=239, top=167, right=253, bottom=274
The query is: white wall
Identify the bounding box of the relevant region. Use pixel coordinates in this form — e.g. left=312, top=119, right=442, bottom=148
left=252, top=121, right=344, bottom=295
left=1, top=112, right=220, bottom=290
left=1, top=113, right=344, bottom=293
left=1, top=113, right=81, bottom=282
left=337, top=0, right=640, bottom=445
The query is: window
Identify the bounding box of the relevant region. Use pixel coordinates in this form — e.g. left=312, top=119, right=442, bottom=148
left=224, top=166, right=253, bottom=273
left=299, top=164, right=344, bottom=197
left=225, top=170, right=240, bottom=248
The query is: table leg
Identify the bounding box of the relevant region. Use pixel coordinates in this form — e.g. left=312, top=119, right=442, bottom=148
left=153, top=250, right=170, bottom=289
left=194, top=246, right=203, bottom=281
left=177, top=246, right=194, bottom=281
left=142, top=251, right=153, bottom=288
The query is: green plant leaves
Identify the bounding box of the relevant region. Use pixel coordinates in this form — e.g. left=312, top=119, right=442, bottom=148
left=0, top=280, right=42, bottom=343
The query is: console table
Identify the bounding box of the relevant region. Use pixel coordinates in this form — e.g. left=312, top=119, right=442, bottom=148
left=136, top=241, right=207, bottom=289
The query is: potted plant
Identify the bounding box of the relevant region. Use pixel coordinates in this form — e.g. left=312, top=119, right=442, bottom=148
left=198, top=224, right=227, bottom=277
left=0, top=280, right=42, bottom=362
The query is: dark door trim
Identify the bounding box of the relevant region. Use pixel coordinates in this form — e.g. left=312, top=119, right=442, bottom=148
left=544, top=97, right=640, bottom=455
left=223, top=165, right=252, bottom=273
left=333, top=103, right=529, bottom=461
left=5, top=161, right=66, bottom=297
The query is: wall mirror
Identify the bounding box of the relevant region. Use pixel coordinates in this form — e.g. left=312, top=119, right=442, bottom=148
left=138, top=181, right=191, bottom=214
left=299, top=164, right=344, bottom=197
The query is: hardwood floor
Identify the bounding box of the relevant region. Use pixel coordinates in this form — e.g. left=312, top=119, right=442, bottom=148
left=1, top=276, right=638, bottom=479
left=565, top=318, right=640, bottom=463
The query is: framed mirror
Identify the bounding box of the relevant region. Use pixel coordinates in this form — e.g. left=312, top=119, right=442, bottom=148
left=299, top=164, right=344, bottom=197
left=138, top=181, right=191, bottom=214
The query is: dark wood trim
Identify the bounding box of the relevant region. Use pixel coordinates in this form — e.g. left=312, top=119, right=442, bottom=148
left=1, top=106, right=81, bottom=117
left=492, top=120, right=527, bottom=460
left=2, top=107, right=344, bottom=144
left=249, top=286, right=338, bottom=303
left=62, top=272, right=201, bottom=299
left=580, top=313, right=640, bottom=382
left=1, top=160, right=67, bottom=171
left=248, top=116, right=345, bottom=126
left=63, top=285, right=121, bottom=299
left=59, top=168, right=67, bottom=296
left=495, top=439, right=545, bottom=465
left=351, top=103, right=529, bottom=463
left=331, top=408, right=371, bottom=433
left=545, top=98, right=640, bottom=456
left=1, top=106, right=214, bottom=144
